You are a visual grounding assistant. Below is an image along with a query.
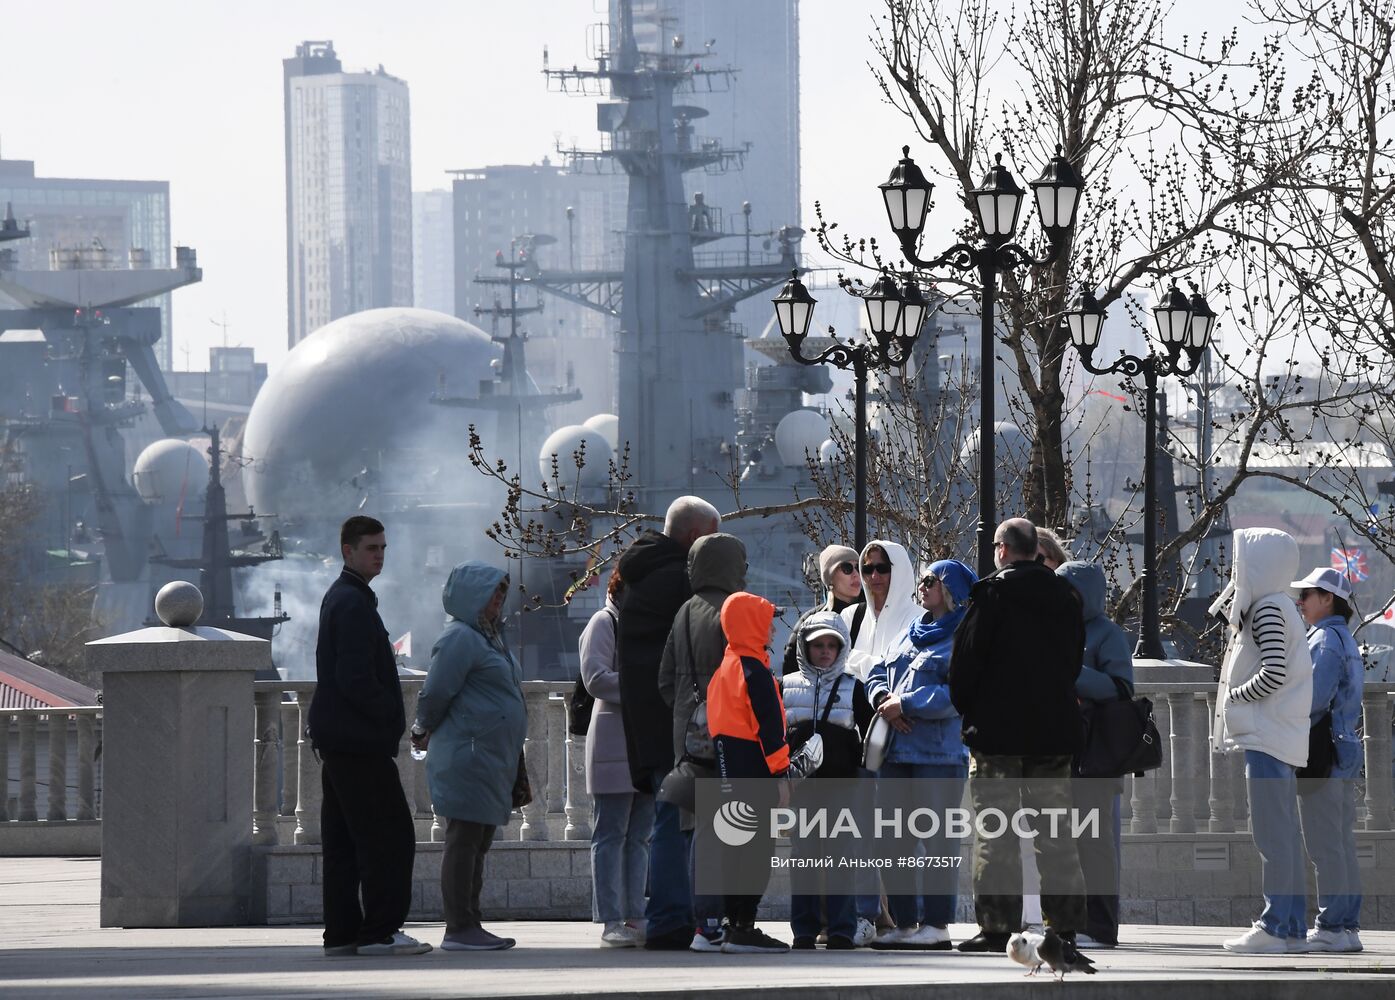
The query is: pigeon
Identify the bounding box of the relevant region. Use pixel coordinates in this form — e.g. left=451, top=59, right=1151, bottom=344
left=1037, top=928, right=1097, bottom=982
left=1006, top=931, right=1046, bottom=976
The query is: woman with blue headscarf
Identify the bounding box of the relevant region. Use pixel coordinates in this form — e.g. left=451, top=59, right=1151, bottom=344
left=865, top=558, right=978, bottom=950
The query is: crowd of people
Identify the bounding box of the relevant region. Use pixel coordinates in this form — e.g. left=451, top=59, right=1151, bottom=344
left=303, top=504, right=1367, bottom=959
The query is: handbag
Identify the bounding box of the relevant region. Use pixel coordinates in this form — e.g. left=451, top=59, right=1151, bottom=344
left=1297, top=711, right=1335, bottom=785
left=1074, top=676, right=1163, bottom=779
left=863, top=658, right=917, bottom=771
left=657, top=755, right=716, bottom=812
left=569, top=608, right=616, bottom=737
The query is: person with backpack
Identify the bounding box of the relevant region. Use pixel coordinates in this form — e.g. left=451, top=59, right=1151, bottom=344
left=580, top=569, right=653, bottom=948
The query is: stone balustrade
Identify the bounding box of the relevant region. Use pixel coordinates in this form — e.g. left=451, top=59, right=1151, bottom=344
left=6, top=681, right=1395, bottom=856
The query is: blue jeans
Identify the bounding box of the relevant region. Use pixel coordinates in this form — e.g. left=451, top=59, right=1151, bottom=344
left=1245, top=750, right=1306, bottom=940
left=591, top=792, right=655, bottom=923
left=878, top=761, right=967, bottom=927
left=1298, top=775, right=1363, bottom=931
left=645, top=773, right=695, bottom=937
left=853, top=768, right=881, bottom=921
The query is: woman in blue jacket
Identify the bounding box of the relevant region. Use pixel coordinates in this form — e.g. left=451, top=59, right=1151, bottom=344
left=865, top=558, right=977, bottom=950
left=1292, top=567, right=1364, bottom=953
left=412, top=562, right=528, bottom=952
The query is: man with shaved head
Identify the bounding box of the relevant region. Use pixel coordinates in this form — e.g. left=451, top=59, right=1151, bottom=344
left=615, top=495, right=720, bottom=949
left=949, top=517, right=1089, bottom=959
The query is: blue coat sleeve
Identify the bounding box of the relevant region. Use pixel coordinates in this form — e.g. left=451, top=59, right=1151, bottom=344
left=1076, top=621, right=1134, bottom=702
left=415, top=626, right=480, bottom=731
left=866, top=656, right=891, bottom=704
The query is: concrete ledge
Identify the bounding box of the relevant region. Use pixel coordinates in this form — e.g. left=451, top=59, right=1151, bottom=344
left=0, top=821, right=100, bottom=857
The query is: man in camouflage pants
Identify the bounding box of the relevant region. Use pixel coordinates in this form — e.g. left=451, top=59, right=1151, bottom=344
left=948, top=518, right=1089, bottom=953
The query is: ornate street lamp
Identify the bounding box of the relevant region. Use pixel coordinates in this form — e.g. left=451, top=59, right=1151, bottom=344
left=880, top=145, right=1084, bottom=576
left=1064, top=281, right=1219, bottom=658
left=772, top=270, right=923, bottom=550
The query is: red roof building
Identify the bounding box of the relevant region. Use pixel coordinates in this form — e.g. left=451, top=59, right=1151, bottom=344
left=0, top=649, right=99, bottom=710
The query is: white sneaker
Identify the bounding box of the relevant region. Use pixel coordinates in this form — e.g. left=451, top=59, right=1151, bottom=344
left=1343, top=929, right=1363, bottom=953
left=601, top=922, right=640, bottom=948
left=1222, top=923, right=1289, bottom=955
left=1287, top=936, right=1312, bottom=953
left=689, top=929, right=725, bottom=953
left=1302, top=928, right=1345, bottom=953
left=905, top=925, right=952, bottom=949
left=869, top=926, right=915, bottom=950
left=853, top=917, right=876, bottom=947
left=357, top=931, right=433, bottom=956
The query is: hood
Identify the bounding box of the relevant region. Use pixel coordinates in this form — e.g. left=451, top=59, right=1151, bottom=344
left=442, top=561, right=508, bottom=623
left=1057, top=561, right=1106, bottom=620
left=719, top=591, right=776, bottom=662
left=795, top=609, right=851, bottom=676
left=926, top=558, right=977, bottom=608
left=1210, top=527, right=1299, bottom=631
left=860, top=538, right=919, bottom=625
left=617, top=528, right=684, bottom=585
left=688, top=532, right=747, bottom=594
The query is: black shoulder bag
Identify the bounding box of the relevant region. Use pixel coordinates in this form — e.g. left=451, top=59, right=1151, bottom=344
left=1297, top=711, right=1335, bottom=786
left=1074, top=675, right=1164, bottom=779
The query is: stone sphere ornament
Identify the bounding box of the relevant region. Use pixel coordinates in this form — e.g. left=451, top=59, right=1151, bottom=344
left=155, top=581, right=204, bottom=628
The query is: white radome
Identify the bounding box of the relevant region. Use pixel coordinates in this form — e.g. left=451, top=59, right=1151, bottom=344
left=538, top=425, right=614, bottom=488
left=818, top=438, right=840, bottom=465
left=774, top=409, right=830, bottom=467
left=132, top=438, right=209, bottom=506
left=581, top=413, right=619, bottom=451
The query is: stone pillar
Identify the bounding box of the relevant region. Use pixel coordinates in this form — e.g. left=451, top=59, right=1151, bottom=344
left=520, top=687, right=550, bottom=842
left=17, top=713, right=37, bottom=822
left=278, top=701, right=297, bottom=818
left=293, top=690, right=321, bottom=845
left=1205, top=691, right=1234, bottom=832
left=87, top=581, right=269, bottom=928
left=47, top=714, right=68, bottom=821
left=0, top=713, right=10, bottom=822
left=563, top=705, right=592, bottom=841
left=76, top=714, right=97, bottom=821
left=1363, top=687, right=1394, bottom=831
left=252, top=688, right=281, bottom=846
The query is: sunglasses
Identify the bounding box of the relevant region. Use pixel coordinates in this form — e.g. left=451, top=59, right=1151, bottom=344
left=919, top=576, right=939, bottom=589
left=861, top=562, right=892, bottom=576
left=834, top=562, right=859, bottom=576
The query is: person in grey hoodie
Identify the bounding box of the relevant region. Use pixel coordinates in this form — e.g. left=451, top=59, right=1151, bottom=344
left=656, top=531, right=747, bottom=951
left=1057, top=561, right=1134, bottom=949
left=412, top=562, right=528, bottom=952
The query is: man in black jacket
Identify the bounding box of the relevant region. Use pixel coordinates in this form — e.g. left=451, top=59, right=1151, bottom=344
left=948, top=518, right=1088, bottom=954
left=308, top=516, right=429, bottom=957
left=616, top=495, right=720, bottom=950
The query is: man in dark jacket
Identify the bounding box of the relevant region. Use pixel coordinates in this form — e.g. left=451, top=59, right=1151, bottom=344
left=616, top=495, right=720, bottom=949
left=307, top=516, right=429, bottom=957
left=948, top=518, right=1087, bottom=955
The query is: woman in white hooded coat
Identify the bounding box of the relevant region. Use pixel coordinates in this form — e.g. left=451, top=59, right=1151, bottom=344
left=1213, top=527, right=1314, bottom=955
left=842, top=540, right=922, bottom=683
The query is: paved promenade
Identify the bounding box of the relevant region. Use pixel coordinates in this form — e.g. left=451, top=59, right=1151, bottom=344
left=3, top=858, right=1395, bottom=999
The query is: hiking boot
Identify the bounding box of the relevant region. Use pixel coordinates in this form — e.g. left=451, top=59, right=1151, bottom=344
left=357, top=931, right=433, bottom=956
left=721, top=925, right=790, bottom=954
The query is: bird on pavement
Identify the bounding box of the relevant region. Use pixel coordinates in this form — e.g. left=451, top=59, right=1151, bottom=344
left=1007, top=931, right=1046, bottom=976
left=1037, top=928, right=1097, bottom=981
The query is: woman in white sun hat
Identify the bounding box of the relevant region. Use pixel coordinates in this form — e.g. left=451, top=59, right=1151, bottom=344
left=1291, top=566, right=1364, bottom=954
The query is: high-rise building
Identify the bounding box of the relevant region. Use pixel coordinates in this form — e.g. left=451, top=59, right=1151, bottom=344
left=622, top=0, right=801, bottom=336
left=283, top=40, right=413, bottom=349
left=451, top=161, right=625, bottom=422
left=0, top=158, right=175, bottom=369
left=412, top=189, right=454, bottom=315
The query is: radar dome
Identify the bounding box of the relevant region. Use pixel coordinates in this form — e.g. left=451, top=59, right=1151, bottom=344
left=958, top=422, right=1033, bottom=469
left=133, top=439, right=209, bottom=505
left=774, top=410, right=830, bottom=467
left=242, top=308, right=500, bottom=516
left=539, top=425, right=614, bottom=488
left=818, top=438, right=840, bottom=465
left=582, top=413, right=620, bottom=451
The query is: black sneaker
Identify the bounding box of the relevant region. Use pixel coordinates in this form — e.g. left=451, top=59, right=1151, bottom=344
left=956, top=930, right=1011, bottom=953
left=721, top=926, right=791, bottom=954
left=792, top=936, right=816, bottom=950
left=644, top=926, right=696, bottom=951
left=826, top=935, right=857, bottom=950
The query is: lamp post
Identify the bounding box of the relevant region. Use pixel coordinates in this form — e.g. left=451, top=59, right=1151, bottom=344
left=879, top=145, right=1084, bottom=576
left=772, top=270, right=926, bottom=551
left=1063, top=282, right=1218, bottom=658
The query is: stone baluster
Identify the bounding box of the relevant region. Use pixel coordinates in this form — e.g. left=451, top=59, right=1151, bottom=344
left=409, top=686, right=433, bottom=831
left=17, top=713, right=37, bottom=821
left=520, top=687, right=550, bottom=841
left=294, top=690, right=321, bottom=845
left=1153, top=697, right=1172, bottom=824
left=1205, top=692, right=1234, bottom=832
left=1363, top=688, right=1394, bottom=831
left=0, top=713, right=10, bottom=821
left=47, top=713, right=68, bottom=821
left=278, top=700, right=297, bottom=817
left=547, top=696, right=566, bottom=822
left=1166, top=692, right=1198, bottom=833
left=252, top=688, right=281, bottom=845
left=76, top=713, right=97, bottom=821
left=1130, top=766, right=1157, bottom=834
left=563, top=697, right=591, bottom=841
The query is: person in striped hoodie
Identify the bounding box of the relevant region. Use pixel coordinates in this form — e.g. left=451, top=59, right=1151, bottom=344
left=1212, top=528, right=1314, bottom=954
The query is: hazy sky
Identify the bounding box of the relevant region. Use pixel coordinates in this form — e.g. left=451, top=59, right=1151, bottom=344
left=1, top=0, right=1249, bottom=371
